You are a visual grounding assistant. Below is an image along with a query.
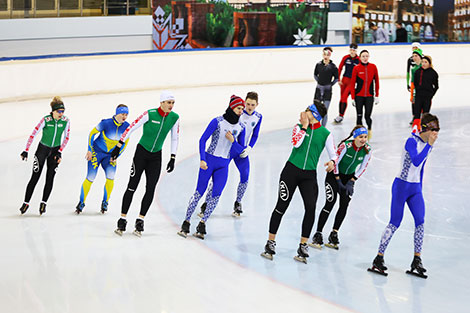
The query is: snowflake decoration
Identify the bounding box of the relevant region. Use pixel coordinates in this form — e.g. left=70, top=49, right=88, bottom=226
left=293, top=28, right=313, bottom=46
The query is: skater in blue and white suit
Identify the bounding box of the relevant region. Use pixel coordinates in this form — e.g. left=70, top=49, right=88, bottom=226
left=178, top=95, right=246, bottom=239
left=199, top=91, right=262, bottom=217
left=370, top=113, right=440, bottom=275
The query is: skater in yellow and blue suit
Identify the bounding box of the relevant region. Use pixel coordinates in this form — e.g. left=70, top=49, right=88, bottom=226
left=76, top=104, right=130, bottom=214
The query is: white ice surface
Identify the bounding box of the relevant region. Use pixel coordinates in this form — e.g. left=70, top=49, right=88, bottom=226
left=1, top=75, right=469, bottom=313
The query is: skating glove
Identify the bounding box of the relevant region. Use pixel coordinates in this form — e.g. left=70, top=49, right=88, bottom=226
left=351, top=100, right=355, bottom=107
left=374, top=97, right=379, bottom=105
left=345, top=180, right=355, bottom=197
left=110, top=140, right=124, bottom=161
left=336, top=178, right=346, bottom=193
left=407, top=85, right=411, bottom=92
left=52, top=151, right=62, bottom=163
left=20, top=151, right=28, bottom=161
left=240, top=146, right=251, bottom=158
left=166, top=154, right=176, bottom=173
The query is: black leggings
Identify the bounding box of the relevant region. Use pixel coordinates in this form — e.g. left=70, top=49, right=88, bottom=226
left=316, top=172, right=354, bottom=233
left=355, top=96, right=374, bottom=129
left=269, top=162, right=319, bottom=239
left=121, top=144, right=162, bottom=217
left=413, top=93, right=433, bottom=119
left=24, top=143, right=60, bottom=203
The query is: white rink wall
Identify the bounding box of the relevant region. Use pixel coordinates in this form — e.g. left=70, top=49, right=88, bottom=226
left=1, top=43, right=469, bottom=103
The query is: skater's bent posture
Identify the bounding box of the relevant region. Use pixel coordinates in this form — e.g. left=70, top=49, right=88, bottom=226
left=178, top=95, right=246, bottom=239
left=112, top=91, right=180, bottom=237
left=76, top=104, right=130, bottom=214
left=198, top=91, right=262, bottom=217
left=261, top=100, right=336, bottom=263
left=369, top=113, right=439, bottom=277
left=311, top=125, right=371, bottom=249
left=19, top=96, right=70, bottom=215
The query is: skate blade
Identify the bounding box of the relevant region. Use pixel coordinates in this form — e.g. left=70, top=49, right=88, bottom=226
left=114, top=229, right=124, bottom=236
left=231, top=212, right=241, bottom=218
left=197, top=212, right=204, bottom=218
left=193, top=232, right=205, bottom=240
left=308, top=242, right=322, bottom=249
left=133, top=230, right=142, bottom=238
left=260, top=252, right=273, bottom=260
left=100, top=210, right=107, bottom=214
left=406, top=270, right=428, bottom=279
left=75, top=210, right=82, bottom=215
left=325, top=243, right=339, bottom=250
left=293, top=255, right=307, bottom=264
left=177, top=231, right=188, bottom=238
left=367, top=267, right=388, bottom=276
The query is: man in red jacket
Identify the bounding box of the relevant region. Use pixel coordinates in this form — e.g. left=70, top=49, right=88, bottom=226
left=334, top=43, right=360, bottom=124
left=350, top=50, right=380, bottom=140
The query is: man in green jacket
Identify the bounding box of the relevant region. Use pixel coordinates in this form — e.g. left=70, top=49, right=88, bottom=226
left=111, top=91, right=180, bottom=237
left=261, top=100, right=337, bottom=264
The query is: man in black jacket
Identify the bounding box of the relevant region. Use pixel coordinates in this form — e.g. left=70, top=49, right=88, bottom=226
left=314, top=47, right=339, bottom=126
left=395, top=22, right=408, bottom=42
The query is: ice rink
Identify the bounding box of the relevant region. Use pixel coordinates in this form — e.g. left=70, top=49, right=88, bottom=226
left=1, top=73, right=469, bottom=313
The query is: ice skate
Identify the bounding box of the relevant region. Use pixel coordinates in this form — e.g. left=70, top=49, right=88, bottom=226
left=232, top=201, right=243, bottom=217
left=367, top=255, right=388, bottom=276
left=367, top=130, right=372, bottom=141
left=100, top=201, right=108, bottom=214
left=260, top=240, right=276, bottom=260
left=114, top=218, right=127, bottom=236
left=75, top=201, right=85, bottom=214
left=308, top=231, right=323, bottom=249
left=294, top=243, right=309, bottom=264
left=19, top=203, right=29, bottom=215
left=39, top=202, right=47, bottom=215
left=197, top=202, right=207, bottom=218
left=177, top=220, right=190, bottom=238
left=325, top=231, right=340, bottom=250
left=406, top=256, right=428, bottom=279
left=334, top=115, right=343, bottom=124
left=193, top=221, right=206, bottom=240
left=133, top=218, right=144, bottom=237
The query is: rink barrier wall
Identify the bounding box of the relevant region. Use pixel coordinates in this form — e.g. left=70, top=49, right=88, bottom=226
left=0, top=43, right=469, bottom=103
left=0, top=16, right=153, bottom=59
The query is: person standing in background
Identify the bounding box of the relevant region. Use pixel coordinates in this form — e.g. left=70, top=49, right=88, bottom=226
left=334, top=43, right=360, bottom=124
left=411, top=56, right=439, bottom=133
left=395, top=22, right=408, bottom=42
left=370, top=23, right=389, bottom=43
left=350, top=50, right=380, bottom=140
left=313, top=47, right=339, bottom=126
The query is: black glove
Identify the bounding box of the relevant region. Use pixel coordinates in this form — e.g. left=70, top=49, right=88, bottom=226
left=345, top=180, right=355, bottom=197
left=407, top=85, right=411, bottom=92
left=20, top=151, right=28, bottom=161
left=166, top=154, right=176, bottom=173
left=336, top=178, right=346, bottom=193
left=52, top=151, right=62, bottom=161
left=110, top=140, right=124, bottom=161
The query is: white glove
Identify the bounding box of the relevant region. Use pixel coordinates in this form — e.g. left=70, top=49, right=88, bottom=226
left=351, top=99, right=356, bottom=107
left=374, top=97, right=379, bottom=105
left=240, top=146, right=252, bottom=158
